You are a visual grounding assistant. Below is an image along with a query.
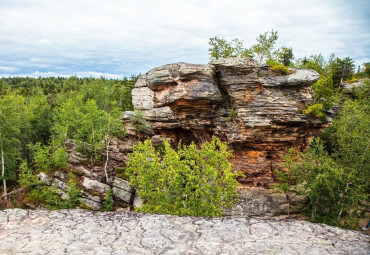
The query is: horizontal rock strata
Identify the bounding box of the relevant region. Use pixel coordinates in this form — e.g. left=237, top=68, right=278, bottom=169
left=131, top=58, right=327, bottom=187
left=0, top=209, right=368, bottom=255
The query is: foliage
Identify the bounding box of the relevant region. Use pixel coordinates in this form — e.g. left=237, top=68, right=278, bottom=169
left=133, top=110, right=152, bottom=134
left=275, top=46, right=294, bottom=66
left=102, top=189, right=114, bottom=211
left=30, top=143, right=68, bottom=172
left=251, top=29, right=279, bottom=63
left=27, top=173, right=82, bottom=210
left=225, top=109, right=236, bottom=122
left=0, top=94, right=27, bottom=188
left=302, top=103, right=326, bottom=121
left=0, top=76, right=134, bottom=206
left=208, top=37, right=252, bottom=61
left=64, top=173, right=82, bottom=209
left=208, top=30, right=291, bottom=65
left=52, top=147, right=68, bottom=169
left=266, top=59, right=289, bottom=75
left=18, top=161, right=42, bottom=187
left=127, top=137, right=240, bottom=217
left=28, top=186, right=64, bottom=210
left=296, top=54, right=355, bottom=111
left=275, top=88, right=369, bottom=229
left=272, top=148, right=302, bottom=216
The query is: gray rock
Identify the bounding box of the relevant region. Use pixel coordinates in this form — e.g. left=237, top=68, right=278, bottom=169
left=0, top=209, right=368, bottom=255
left=132, top=86, right=154, bottom=110
left=37, top=172, right=53, bottom=185
left=79, top=198, right=102, bottom=211
left=225, top=187, right=303, bottom=217
left=260, top=68, right=320, bottom=87
left=133, top=192, right=144, bottom=208
left=67, top=151, right=87, bottom=164
left=81, top=177, right=110, bottom=194
left=112, top=187, right=133, bottom=204
left=112, top=177, right=134, bottom=193
left=80, top=191, right=101, bottom=203
left=341, top=79, right=368, bottom=93
left=52, top=178, right=67, bottom=191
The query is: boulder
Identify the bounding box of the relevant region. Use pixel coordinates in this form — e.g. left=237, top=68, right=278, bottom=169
left=79, top=198, right=102, bottom=211
left=81, top=177, right=110, bottom=194
left=37, top=172, right=53, bottom=185
left=112, top=177, right=134, bottom=193
left=112, top=187, right=134, bottom=204
left=225, top=187, right=304, bottom=217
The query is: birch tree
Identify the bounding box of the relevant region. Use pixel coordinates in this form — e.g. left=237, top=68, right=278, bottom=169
left=0, top=94, right=25, bottom=197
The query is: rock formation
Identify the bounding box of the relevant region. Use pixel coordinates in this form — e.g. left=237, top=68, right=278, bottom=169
left=1, top=209, right=368, bottom=254
left=24, top=58, right=329, bottom=217
left=130, top=58, right=327, bottom=188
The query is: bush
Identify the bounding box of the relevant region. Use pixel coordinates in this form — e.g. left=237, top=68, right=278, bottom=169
left=53, top=147, right=68, bottom=169
left=31, top=143, right=68, bottom=172
left=274, top=91, right=369, bottom=230
left=266, top=59, right=289, bottom=75
left=102, top=189, right=114, bottom=211
left=127, top=137, right=240, bottom=217
left=18, top=161, right=42, bottom=187
left=303, top=103, right=326, bottom=121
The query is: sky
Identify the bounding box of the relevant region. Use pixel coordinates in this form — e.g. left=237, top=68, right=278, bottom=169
left=0, top=0, right=369, bottom=78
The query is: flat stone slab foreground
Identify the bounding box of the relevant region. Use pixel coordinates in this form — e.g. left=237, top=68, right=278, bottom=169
left=0, top=209, right=368, bottom=255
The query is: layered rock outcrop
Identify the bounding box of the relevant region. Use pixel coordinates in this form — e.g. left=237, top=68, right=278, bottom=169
left=131, top=58, right=327, bottom=187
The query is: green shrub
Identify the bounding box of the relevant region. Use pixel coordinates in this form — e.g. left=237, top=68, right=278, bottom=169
left=31, top=143, right=68, bottom=172
left=28, top=186, right=64, bottom=210
left=53, top=147, right=68, bottom=169
left=102, top=189, right=114, bottom=211
left=272, top=148, right=303, bottom=216
left=133, top=110, right=152, bottom=134
left=64, top=173, right=81, bottom=209
left=26, top=173, right=81, bottom=210
left=127, top=137, right=240, bottom=217
left=18, top=161, right=42, bottom=187
left=266, top=59, right=289, bottom=75
left=225, top=109, right=236, bottom=122
left=31, top=143, right=53, bottom=172
left=303, top=103, right=326, bottom=121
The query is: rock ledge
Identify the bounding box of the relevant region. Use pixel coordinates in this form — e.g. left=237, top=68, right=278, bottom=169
left=0, top=209, right=368, bottom=255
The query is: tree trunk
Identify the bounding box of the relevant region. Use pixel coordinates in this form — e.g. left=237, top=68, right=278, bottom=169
left=1, top=148, right=6, bottom=199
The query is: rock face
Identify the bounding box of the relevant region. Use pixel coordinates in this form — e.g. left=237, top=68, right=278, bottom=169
left=341, top=78, right=368, bottom=94
left=36, top=171, right=135, bottom=211
left=1, top=209, right=368, bottom=255
left=132, top=58, right=327, bottom=187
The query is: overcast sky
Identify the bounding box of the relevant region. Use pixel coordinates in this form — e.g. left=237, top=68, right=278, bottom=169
left=0, top=0, right=369, bottom=78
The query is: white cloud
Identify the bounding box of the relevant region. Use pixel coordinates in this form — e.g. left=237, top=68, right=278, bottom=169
left=0, top=0, right=369, bottom=76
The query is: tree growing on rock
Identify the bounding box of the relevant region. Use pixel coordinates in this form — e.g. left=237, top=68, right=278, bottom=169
left=208, top=30, right=292, bottom=65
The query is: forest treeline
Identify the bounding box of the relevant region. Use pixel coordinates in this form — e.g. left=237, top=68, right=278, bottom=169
left=0, top=76, right=136, bottom=203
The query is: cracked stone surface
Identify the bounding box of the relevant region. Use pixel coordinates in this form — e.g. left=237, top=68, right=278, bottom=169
left=0, top=209, right=369, bottom=255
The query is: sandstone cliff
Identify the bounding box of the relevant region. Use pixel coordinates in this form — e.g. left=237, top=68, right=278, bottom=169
left=130, top=58, right=327, bottom=188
